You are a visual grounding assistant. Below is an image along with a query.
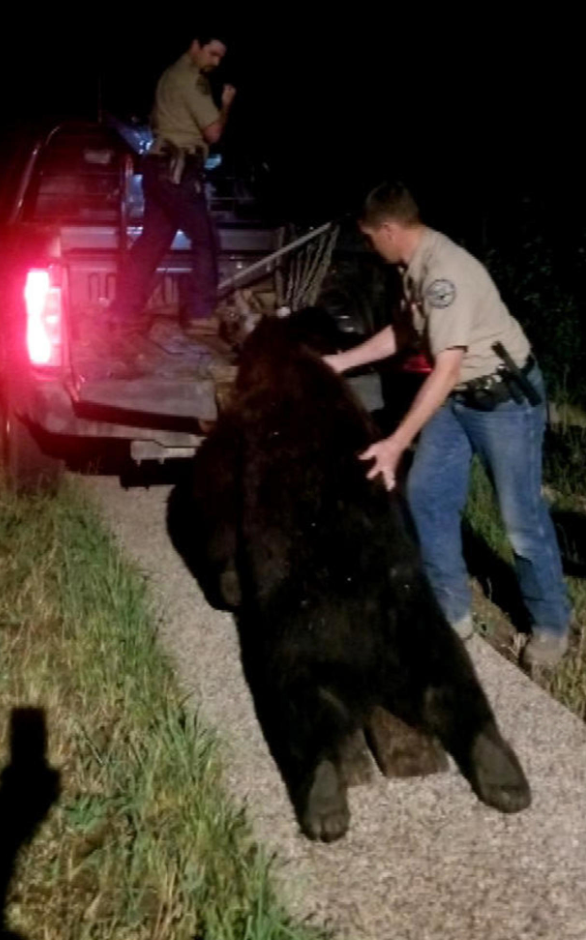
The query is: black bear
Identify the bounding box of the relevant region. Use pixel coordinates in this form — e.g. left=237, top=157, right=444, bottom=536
left=167, top=310, right=531, bottom=842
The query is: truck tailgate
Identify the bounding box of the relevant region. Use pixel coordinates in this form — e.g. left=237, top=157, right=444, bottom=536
left=74, top=374, right=217, bottom=422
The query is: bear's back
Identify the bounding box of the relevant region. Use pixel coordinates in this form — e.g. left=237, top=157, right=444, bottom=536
left=229, top=318, right=419, bottom=619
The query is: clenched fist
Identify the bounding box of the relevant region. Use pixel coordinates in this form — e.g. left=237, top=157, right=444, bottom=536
left=222, top=84, right=237, bottom=107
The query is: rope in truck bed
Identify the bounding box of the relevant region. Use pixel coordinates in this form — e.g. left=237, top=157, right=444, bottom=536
left=218, top=220, right=340, bottom=309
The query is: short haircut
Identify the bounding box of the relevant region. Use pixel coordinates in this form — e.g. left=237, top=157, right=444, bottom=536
left=361, top=181, right=421, bottom=228
left=192, top=28, right=229, bottom=48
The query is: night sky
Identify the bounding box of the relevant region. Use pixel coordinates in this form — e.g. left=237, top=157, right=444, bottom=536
left=1, top=11, right=581, bottom=233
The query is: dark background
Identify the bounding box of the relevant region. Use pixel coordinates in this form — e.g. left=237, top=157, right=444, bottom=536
left=1, top=11, right=582, bottom=233
left=1, top=9, right=584, bottom=402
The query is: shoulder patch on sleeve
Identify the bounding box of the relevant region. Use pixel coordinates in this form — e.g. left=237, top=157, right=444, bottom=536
left=425, top=279, right=456, bottom=309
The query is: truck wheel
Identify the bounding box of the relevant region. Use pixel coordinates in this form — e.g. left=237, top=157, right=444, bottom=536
left=0, top=394, right=63, bottom=495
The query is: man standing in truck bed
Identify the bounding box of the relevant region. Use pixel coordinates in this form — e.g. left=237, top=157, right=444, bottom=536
left=109, top=28, right=236, bottom=342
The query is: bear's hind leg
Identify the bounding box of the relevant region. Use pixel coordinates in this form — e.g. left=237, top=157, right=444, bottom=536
left=381, top=624, right=531, bottom=812
left=462, top=721, right=531, bottom=813
left=338, top=726, right=376, bottom=787
left=300, top=757, right=350, bottom=843
left=421, top=678, right=531, bottom=814
left=252, top=678, right=355, bottom=842
left=292, top=683, right=355, bottom=842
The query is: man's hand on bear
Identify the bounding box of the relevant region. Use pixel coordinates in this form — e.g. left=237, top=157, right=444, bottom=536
left=322, top=352, right=347, bottom=373
left=359, top=436, right=405, bottom=491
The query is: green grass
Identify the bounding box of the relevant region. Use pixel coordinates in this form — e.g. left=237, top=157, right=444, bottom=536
left=3, top=427, right=582, bottom=937
left=0, top=480, right=326, bottom=940
left=464, top=431, right=586, bottom=719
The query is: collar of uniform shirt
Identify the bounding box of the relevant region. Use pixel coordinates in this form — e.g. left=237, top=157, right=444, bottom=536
left=181, top=52, right=198, bottom=71
left=404, top=227, right=438, bottom=286
left=180, top=52, right=207, bottom=84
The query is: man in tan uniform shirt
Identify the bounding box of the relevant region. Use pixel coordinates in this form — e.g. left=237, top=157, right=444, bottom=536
left=110, top=29, right=236, bottom=336
left=326, top=181, right=570, bottom=668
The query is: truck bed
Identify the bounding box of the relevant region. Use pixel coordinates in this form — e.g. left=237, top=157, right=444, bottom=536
left=70, top=314, right=237, bottom=425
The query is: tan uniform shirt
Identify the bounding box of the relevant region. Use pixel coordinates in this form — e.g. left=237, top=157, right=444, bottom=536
left=401, top=228, right=530, bottom=385
left=150, top=53, right=220, bottom=156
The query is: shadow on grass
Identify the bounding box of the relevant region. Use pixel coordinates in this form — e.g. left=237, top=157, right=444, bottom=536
left=462, top=522, right=531, bottom=633
left=551, top=509, right=586, bottom=578
left=462, top=508, right=586, bottom=635
left=0, top=709, right=60, bottom=940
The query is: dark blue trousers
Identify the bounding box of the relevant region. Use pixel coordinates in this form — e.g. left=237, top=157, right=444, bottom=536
left=112, top=155, right=219, bottom=325
left=406, top=364, right=571, bottom=634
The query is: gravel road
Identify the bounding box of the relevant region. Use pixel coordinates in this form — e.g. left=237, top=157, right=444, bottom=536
left=87, top=474, right=586, bottom=940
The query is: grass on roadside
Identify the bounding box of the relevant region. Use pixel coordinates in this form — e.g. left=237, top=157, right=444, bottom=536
left=464, top=427, right=586, bottom=720
left=0, top=480, right=326, bottom=940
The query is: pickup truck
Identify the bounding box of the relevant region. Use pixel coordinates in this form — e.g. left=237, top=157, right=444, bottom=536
left=0, top=119, right=285, bottom=491
left=0, top=118, right=409, bottom=493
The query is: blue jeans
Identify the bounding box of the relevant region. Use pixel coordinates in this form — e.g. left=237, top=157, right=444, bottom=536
left=406, top=364, right=571, bottom=635
left=112, top=155, right=219, bottom=325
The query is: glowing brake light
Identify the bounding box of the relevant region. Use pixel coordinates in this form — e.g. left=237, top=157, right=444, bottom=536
left=24, top=269, right=63, bottom=366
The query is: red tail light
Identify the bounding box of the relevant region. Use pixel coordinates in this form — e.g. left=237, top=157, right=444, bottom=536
left=24, top=269, right=63, bottom=367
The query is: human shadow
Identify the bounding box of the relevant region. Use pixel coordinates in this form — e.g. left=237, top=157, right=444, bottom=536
left=461, top=522, right=531, bottom=632
left=0, top=708, right=60, bottom=940
left=550, top=509, right=586, bottom=578
left=461, top=507, right=586, bottom=634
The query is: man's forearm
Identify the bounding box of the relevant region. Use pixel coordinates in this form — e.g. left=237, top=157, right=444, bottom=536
left=356, top=349, right=463, bottom=490
left=216, top=103, right=232, bottom=134
left=393, top=356, right=462, bottom=449
left=203, top=86, right=236, bottom=145
left=328, top=326, right=397, bottom=372
left=204, top=105, right=231, bottom=144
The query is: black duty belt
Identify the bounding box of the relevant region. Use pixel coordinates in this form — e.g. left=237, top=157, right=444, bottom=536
left=148, top=141, right=206, bottom=184
left=451, top=354, right=540, bottom=411
left=150, top=140, right=206, bottom=160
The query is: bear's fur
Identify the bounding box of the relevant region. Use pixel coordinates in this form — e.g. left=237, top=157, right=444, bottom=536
left=168, top=311, right=531, bottom=842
